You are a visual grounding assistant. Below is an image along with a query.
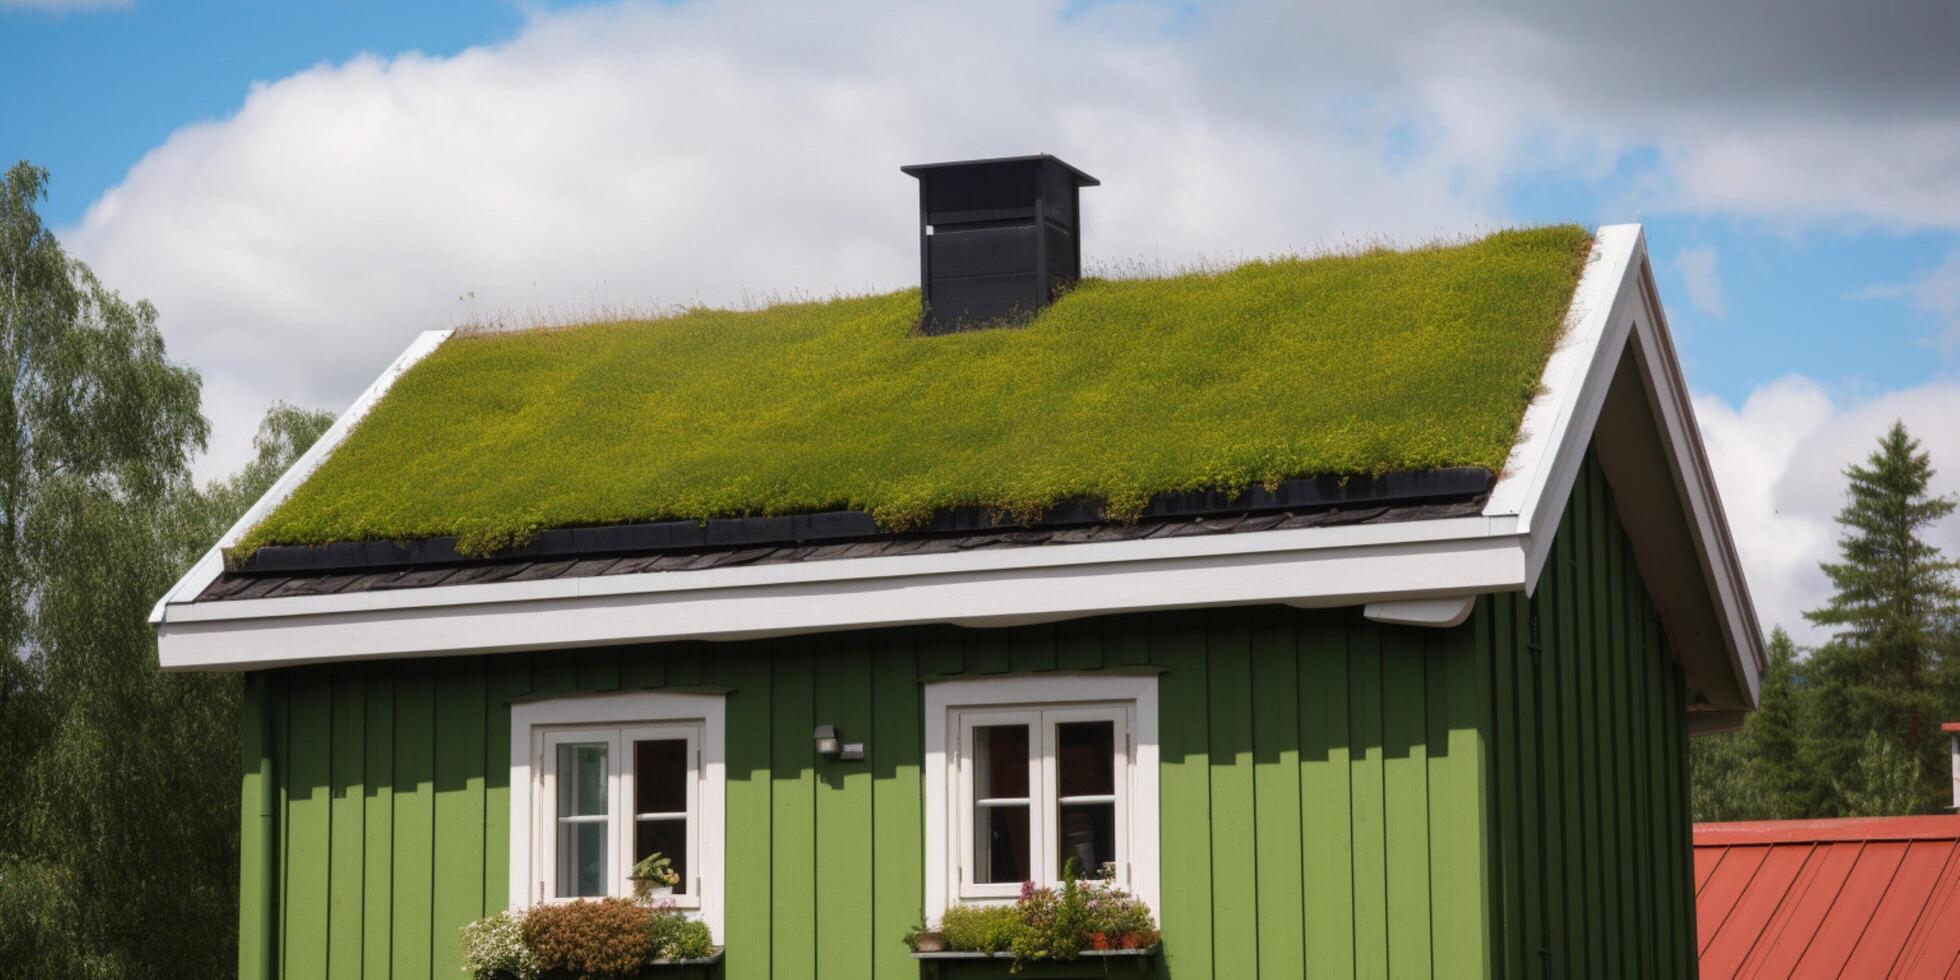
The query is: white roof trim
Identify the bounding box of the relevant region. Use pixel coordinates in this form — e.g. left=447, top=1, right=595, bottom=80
left=148, top=329, right=453, bottom=624
left=153, top=227, right=1764, bottom=711
left=1484, top=223, right=1643, bottom=586
left=1622, top=251, right=1766, bottom=706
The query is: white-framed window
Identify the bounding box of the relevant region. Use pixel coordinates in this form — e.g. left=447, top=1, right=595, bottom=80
left=925, top=674, right=1159, bottom=925
left=509, top=691, right=725, bottom=938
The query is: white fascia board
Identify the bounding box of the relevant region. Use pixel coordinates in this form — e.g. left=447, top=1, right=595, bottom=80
left=1487, top=222, right=1764, bottom=704
left=1484, top=224, right=1643, bottom=589
left=148, top=330, right=453, bottom=625
left=1623, top=260, right=1767, bottom=704
left=157, top=517, right=1531, bottom=670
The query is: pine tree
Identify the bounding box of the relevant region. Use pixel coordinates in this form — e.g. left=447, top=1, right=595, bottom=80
left=1804, top=421, right=1959, bottom=813
left=1748, top=629, right=1815, bottom=815
left=1688, top=628, right=1816, bottom=820
left=1835, top=729, right=1922, bottom=817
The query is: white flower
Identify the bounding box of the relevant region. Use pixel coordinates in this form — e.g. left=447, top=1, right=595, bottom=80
left=460, top=909, right=539, bottom=980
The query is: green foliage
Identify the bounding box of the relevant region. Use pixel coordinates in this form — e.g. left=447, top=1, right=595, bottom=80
left=0, top=157, right=336, bottom=980
left=463, top=900, right=714, bottom=977
left=1006, top=887, right=1072, bottom=965
left=1080, top=881, right=1158, bottom=949
left=1835, top=728, right=1924, bottom=817
left=240, top=226, right=1593, bottom=556
left=934, top=861, right=1159, bottom=969
left=1691, top=629, right=1816, bottom=821
left=0, top=403, right=329, bottom=979
left=644, top=904, right=713, bottom=961
left=939, top=902, right=1024, bottom=953
left=1009, top=862, right=1093, bottom=966
left=461, top=909, right=541, bottom=980
left=629, top=851, right=679, bottom=900
left=2, top=160, right=208, bottom=837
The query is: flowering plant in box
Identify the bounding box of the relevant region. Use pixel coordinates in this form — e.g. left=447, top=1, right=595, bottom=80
left=922, top=860, right=1159, bottom=971
left=458, top=895, right=714, bottom=979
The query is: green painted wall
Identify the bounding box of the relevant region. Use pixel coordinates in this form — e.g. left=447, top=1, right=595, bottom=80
left=236, top=449, right=1696, bottom=979
left=1478, top=452, right=1699, bottom=979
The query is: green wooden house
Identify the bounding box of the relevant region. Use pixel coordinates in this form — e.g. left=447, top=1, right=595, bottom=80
left=153, top=157, right=1763, bottom=979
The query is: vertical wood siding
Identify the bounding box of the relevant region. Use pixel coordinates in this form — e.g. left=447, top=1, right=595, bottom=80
left=235, top=448, right=1694, bottom=979
left=1476, top=451, right=1700, bottom=978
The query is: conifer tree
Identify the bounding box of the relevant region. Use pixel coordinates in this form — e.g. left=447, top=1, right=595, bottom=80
left=1748, top=629, right=1815, bottom=815
left=1804, top=421, right=1958, bottom=813
left=1689, top=628, right=1816, bottom=820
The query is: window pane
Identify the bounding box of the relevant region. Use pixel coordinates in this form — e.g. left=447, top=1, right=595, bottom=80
left=1058, top=802, right=1116, bottom=879
left=635, top=739, right=688, bottom=815
left=1056, top=721, right=1114, bottom=797
left=974, top=725, right=1029, bottom=799
left=557, top=819, right=608, bottom=896
left=558, top=743, right=608, bottom=816
left=635, top=818, right=689, bottom=895
left=555, top=742, right=609, bottom=897
left=977, top=804, right=1031, bottom=883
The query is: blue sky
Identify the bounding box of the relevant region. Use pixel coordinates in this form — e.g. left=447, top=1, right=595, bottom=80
left=3, top=1, right=540, bottom=224
left=5, top=0, right=1960, bottom=637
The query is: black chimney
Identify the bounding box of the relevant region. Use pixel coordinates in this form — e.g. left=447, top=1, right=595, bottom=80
left=900, top=154, right=1099, bottom=334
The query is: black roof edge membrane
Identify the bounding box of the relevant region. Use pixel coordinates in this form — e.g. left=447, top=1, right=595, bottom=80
left=233, top=467, right=1493, bottom=577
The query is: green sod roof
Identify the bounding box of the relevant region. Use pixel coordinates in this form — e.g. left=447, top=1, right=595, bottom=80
left=239, top=225, right=1593, bottom=557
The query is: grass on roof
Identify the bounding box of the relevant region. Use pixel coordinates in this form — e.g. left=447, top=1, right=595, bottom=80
left=239, top=225, right=1594, bottom=556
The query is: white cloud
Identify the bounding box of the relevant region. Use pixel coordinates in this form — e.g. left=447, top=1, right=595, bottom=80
left=1675, top=245, right=1726, bottom=318
left=1665, top=121, right=1960, bottom=230
left=1694, top=377, right=1960, bottom=645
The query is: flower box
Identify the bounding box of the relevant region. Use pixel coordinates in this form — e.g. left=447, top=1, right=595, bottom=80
left=912, top=946, right=1159, bottom=979
left=525, top=949, right=723, bottom=979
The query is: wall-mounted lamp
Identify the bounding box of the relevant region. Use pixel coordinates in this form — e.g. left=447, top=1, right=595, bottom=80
left=813, top=724, right=867, bottom=761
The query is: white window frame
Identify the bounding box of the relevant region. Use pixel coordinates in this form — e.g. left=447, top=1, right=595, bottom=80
left=925, top=673, right=1158, bottom=926
left=956, top=708, right=1044, bottom=901
left=509, top=691, right=725, bottom=940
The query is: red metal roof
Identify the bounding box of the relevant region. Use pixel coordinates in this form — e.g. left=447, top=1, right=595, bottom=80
left=1694, top=816, right=1960, bottom=979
